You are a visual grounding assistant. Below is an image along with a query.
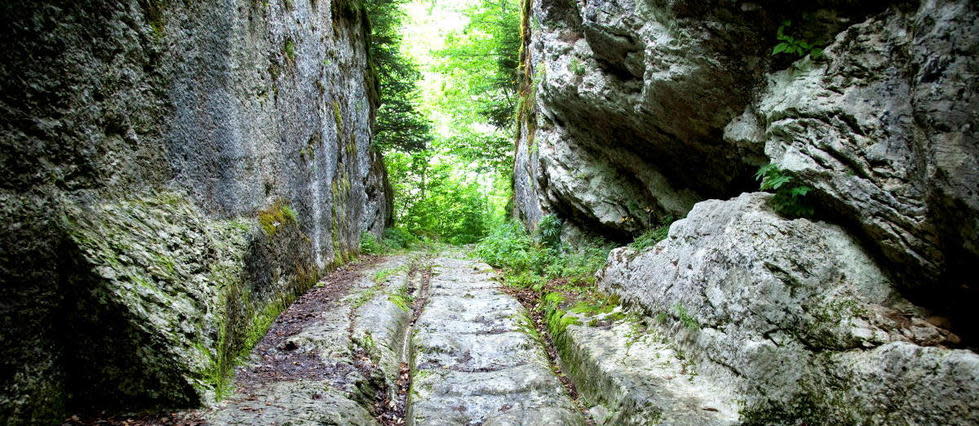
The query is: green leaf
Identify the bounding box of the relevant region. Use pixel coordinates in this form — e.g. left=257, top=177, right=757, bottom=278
left=755, top=163, right=778, bottom=180
left=772, top=43, right=789, bottom=55
left=790, top=186, right=812, bottom=197
left=766, top=175, right=792, bottom=190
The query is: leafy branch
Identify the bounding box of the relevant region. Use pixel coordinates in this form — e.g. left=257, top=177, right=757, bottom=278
left=771, top=20, right=824, bottom=59
left=755, top=163, right=814, bottom=218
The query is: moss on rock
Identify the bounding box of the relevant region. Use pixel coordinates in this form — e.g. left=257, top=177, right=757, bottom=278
left=52, top=191, right=350, bottom=414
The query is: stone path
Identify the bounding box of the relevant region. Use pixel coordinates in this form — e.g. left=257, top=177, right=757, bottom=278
left=408, top=256, right=583, bottom=425
left=193, top=251, right=741, bottom=425
left=196, top=253, right=583, bottom=425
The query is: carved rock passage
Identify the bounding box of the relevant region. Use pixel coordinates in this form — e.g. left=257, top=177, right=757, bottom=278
left=188, top=253, right=588, bottom=425
left=409, top=256, right=583, bottom=425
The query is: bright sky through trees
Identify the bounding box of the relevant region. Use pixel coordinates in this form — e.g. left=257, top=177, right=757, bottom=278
left=374, top=0, right=520, bottom=243
left=402, top=0, right=472, bottom=138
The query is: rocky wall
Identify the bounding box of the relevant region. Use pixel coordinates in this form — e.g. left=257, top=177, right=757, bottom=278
left=598, top=193, right=979, bottom=422
left=0, top=0, right=389, bottom=422
left=515, top=0, right=977, bottom=336
left=516, top=0, right=979, bottom=421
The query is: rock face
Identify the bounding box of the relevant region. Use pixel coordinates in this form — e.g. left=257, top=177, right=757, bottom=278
left=751, top=0, right=979, bottom=295
left=0, top=0, right=389, bottom=422
left=515, top=0, right=978, bottom=299
left=515, top=0, right=785, bottom=236
left=515, top=2, right=979, bottom=414
left=598, top=193, right=979, bottom=422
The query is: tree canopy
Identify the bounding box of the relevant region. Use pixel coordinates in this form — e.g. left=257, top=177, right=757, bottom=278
left=366, top=0, right=520, bottom=243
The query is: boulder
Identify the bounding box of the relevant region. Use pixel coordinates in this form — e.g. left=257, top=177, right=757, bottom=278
left=748, top=0, right=979, bottom=294
left=598, top=193, right=978, bottom=422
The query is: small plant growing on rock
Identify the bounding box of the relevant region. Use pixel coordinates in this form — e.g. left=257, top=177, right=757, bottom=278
left=568, top=58, right=585, bottom=76
left=755, top=163, right=815, bottom=218
left=283, top=39, right=297, bottom=62
left=629, top=216, right=675, bottom=251
left=771, top=20, right=824, bottom=59
left=388, top=286, right=412, bottom=312
left=672, top=303, right=700, bottom=330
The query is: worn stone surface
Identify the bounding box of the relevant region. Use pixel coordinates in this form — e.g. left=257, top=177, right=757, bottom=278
left=598, top=193, right=979, bottom=422
left=409, top=256, right=583, bottom=425
left=207, top=382, right=377, bottom=426
left=204, top=256, right=413, bottom=425
left=555, top=310, right=739, bottom=425
left=0, top=0, right=389, bottom=422
left=749, top=0, right=979, bottom=296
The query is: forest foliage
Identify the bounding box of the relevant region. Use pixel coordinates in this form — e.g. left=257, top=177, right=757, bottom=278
left=366, top=0, right=520, bottom=244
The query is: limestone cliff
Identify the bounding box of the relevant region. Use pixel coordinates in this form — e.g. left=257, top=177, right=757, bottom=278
left=515, top=0, right=978, bottom=421
left=0, top=0, right=389, bottom=422
left=516, top=0, right=977, bottom=291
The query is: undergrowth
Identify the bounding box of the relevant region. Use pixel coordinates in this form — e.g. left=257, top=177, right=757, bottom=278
left=360, top=227, right=420, bottom=255
left=628, top=216, right=675, bottom=251
left=474, top=219, right=611, bottom=290
left=475, top=219, right=622, bottom=336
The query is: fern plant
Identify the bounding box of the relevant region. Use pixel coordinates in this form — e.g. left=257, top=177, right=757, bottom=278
left=772, top=20, right=823, bottom=59
left=755, top=163, right=815, bottom=218
left=536, top=214, right=563, bottom=251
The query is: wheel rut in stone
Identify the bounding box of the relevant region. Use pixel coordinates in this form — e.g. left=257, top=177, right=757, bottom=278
left=201, top=255, right=421, bottom=425
left=407, top=255, right=584, bottom=425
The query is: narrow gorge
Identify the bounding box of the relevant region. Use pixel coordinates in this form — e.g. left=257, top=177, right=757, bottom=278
left=1, top=0, right=976, bottom=425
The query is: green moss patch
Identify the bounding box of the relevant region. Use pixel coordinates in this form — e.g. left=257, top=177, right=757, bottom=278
left=257, top=201, right=299, bottom=236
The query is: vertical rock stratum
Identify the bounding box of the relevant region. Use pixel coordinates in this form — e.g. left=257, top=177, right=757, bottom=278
left=515, top=0, right=978, bottom=422
left=0, top=0, right=389, bottom=422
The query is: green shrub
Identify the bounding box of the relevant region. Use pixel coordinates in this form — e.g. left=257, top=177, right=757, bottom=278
left=505, top=270, right=547, bottom=290
left=476, top=220, right=612, bottom=288
left=474, top=221, right=546, bottom=274
left=360, top=227, right=419, bottom=255
left=542, top=244, right=611, bottom=285
left=382, top=227, right=418, bottom=249
left=755, top=163, right=814, bottom=218
left=360, top=232, right=384, bottom=255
